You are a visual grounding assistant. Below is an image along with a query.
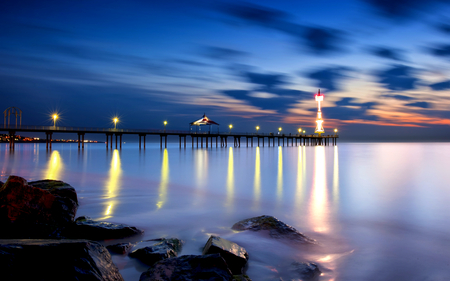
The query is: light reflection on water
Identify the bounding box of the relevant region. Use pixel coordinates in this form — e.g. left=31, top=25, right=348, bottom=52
left=44, top=150, right=63, bottom=180
left=226, top=146, right=234, bottom=209
left=102, top=149, right=121, bottom=219
left=310, top=146, right=329, bottom=234
left=276, top=146, right=283, bottom=205
left=253, top=147, right=260, bottom=210
left=2, top=142, right=450, bottom=280
left=156, top=148, right=169, bottom=210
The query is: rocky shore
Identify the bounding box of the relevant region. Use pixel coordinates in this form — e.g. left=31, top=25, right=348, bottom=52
left=0, top=175, right=322, bottom=280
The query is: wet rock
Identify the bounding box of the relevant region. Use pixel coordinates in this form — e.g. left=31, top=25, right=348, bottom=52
left=107, top=242, right=134, bottom=254
left=202, top=235, right=249, bottom=274
left=0, top=176, right=78, bottom=238
left=66, top=216, right=144, bottom=240
left=291, top=261, right=321, bottom=280
left=129, top=238, right=183, bottom=265
left=139, top=254, right=233, bottom=281
left=0, top=239, right=124, bottom=281
left=232, top=215, right=315, bottom=244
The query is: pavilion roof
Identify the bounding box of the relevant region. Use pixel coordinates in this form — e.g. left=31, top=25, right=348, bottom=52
left=189, top=114, right=219, bottom=126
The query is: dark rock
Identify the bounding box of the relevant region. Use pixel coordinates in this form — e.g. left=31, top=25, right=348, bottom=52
left=129, top=238, right=183, bottom=265
left=202, top=235, right=249, bottom=275
left=232, top=215, right=315, bottom=244
left=107, top=242, right=134, bottom=254
left=291, top=261, right=321, bottom=280
left=0, top=181, right=4, bottom=186
left=67, top=216, right=144, bottom=240
left=139, top=254, right=233, bottom=281
left=0, top=176, right=78, bottom=238
left=0, top=239, right=124, bottom=281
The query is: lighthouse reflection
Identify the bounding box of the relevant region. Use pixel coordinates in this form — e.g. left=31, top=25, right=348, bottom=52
left=310, top=146, right=329, bottom=233
left=103, top=149, right=121, bottom=219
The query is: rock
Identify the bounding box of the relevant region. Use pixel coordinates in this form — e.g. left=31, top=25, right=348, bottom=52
left=0, top=239, right=124, bottom=281
left=139, top=254, right=233, bottom=281
left=67, top=216, right=144, bottom=240
left=232, top=215, right=315, bottom=244
left=0, top=176, right=78, bottom=238
left=291, top=261, right=321, bottom=280
left=107, top=242, right=134, bottom=254
left=202, top=235, right=249, bottom=274
left=129, top=238, right=183, bottom=265
left=0, top=181, right=4, bottom=186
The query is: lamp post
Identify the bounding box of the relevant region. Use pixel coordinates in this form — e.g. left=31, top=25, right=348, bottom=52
left=113, top=118, right=118, bottom=129
left=164, top=121, right=167, bottom=132
left=303, top=130, right=306, bottom=134
left=52, top=114, right=58, bottom=127
left=334, top=128, right=338, bottom=135
left=256, top=126, right=259, bottom=135
left=298, top=128, right=302, bottom=136
left=229, top=124, right=233, bottom=134
left=278, top=127, right=282, bottom=135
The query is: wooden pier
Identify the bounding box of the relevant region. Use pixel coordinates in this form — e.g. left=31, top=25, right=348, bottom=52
left=0, top=125, right=338, bottom=150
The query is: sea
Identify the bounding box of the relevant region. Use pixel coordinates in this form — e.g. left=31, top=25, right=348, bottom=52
left=1, top=142, right=450, bottom=281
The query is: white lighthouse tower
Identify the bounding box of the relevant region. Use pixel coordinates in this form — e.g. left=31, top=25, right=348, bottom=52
left=314, top=89, right=325, bottom=136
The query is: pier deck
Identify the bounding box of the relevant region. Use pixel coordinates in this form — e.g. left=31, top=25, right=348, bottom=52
left=0, top=125, right=338, bottom=149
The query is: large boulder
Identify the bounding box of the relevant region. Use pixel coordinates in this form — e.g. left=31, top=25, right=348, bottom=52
left=202, top=235, right=249, bottom=275
left=129, top=238, right=183, bottom=265
left=0, top=239, right=123, bottom=281
left=139, top=254, right=233, bottom=281
left=0, top=176, right=78, bottom=238
left=66, top=216, right=144, bottom=240
left=232, top=215, right=315, bottom=244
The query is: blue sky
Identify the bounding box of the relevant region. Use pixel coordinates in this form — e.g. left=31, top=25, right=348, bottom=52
left=2, top=0, right=450, bottom=140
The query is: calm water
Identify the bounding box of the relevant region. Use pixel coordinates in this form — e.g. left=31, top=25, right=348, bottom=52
left=1, top=142, right=450, bottom=281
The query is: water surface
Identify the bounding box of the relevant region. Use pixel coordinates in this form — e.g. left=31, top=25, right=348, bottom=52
left=1, top=142, right=450, bottom=281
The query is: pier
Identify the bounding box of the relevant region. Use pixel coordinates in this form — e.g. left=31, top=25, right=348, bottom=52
left=0, top=125, right=338, bottom=150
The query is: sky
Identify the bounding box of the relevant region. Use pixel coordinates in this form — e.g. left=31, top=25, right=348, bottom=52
left=2, top=0, right=450, bottom=141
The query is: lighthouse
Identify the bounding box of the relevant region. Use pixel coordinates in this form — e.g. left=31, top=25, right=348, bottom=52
left=314, top=89, right=325, bottom=136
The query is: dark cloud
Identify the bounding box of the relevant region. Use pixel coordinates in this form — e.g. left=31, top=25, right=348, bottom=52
left=381, top=94, right=415, bottom=100
left=405, top=101, right=431, bottom=108
left=429, top=80, right=450, bottom=90
left=364, top=0, right=450, bottom=19
left=302, top=26, right=344, bottom=54
left=436, top=22, right=450, bottom=33
left=428, top=44, right=450, bottom=58
left=368, top=46, right=406, bottom=61
left=221, top=88, right=304, bottom=112
left=221, top=2, right=287, bottom=25
left=306, top=66, right=353, bottom=92
left=217, top=3, right=346, bottom=54
left=202, top=46, right=248, bottom=60
left=335, top=97, right=378, bottom=109
left=244, top=71, right=287, bottom=89
left=375, top=64, right=420, bottom=91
